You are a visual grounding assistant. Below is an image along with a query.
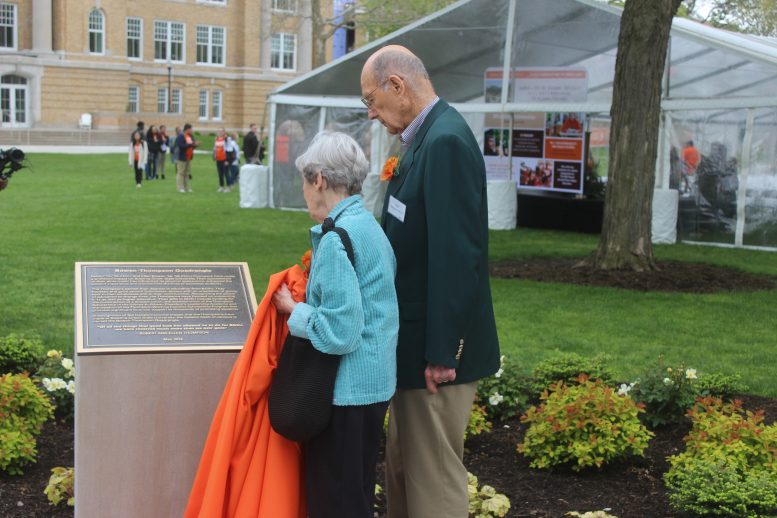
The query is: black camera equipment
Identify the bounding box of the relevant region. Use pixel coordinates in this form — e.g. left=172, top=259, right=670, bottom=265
left=0, top=147, right=25, bottom=190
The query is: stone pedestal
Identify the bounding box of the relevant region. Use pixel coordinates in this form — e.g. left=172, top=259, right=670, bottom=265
left=74, top=351, right=237, bottom=518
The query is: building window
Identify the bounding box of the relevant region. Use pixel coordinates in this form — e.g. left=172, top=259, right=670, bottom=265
left=171, top=88, right=181, bottom=113
left=126, top=17, right=142, bottom=59
left=196, top=25, right=225, bottom=65
left=1, top=74, right=28, bottom=126
left=0, top=3, right=17, bottom=50
left=212, top=90, right=222, bottom=120
left=199, top=90, right=208, bottom=119
left=154, top=21, right=184, bottom=62
left=271, top=33, right=296, bottom=71
left=157, top=88, right=168, bottom=113
left=89, top=9, right=105, bottom=54
left=128, top=86, right=139, bottom=113
left=272, top=0, right=296, bottom=13
left=156, top=88, right=180, bottom=113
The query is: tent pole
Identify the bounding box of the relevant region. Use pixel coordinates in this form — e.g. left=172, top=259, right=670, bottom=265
left=268, top=101, right=277, bottom=208
left=501, top=0, right=517, bottom=182
left=735, top=108, right=755, bottom=247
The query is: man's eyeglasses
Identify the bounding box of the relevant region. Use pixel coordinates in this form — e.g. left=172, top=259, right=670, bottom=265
left=361, top=77, right=390, bottom=109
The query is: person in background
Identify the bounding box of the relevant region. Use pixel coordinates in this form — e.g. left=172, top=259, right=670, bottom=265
left=131, top=121, right=145, bottom=143
left=157, top=125, right=169, bottom=180
left=170, top=126, right=181, bottom=168
left=272, top=130, right=398, bottom=518
left=175, top=123, right=199, bottom=193
left=145, top=125, right=161, bottom=180
left=213, top=128, right=230, bottom=192
left=128, top=131, right=148, bottom=188
left=242, top=123, right=260, bottom=164
left=226, top=132, right=241, bottom=189
left=360, top=45, right=500, bottom=518
left=682, top=140, right=700, bottom=193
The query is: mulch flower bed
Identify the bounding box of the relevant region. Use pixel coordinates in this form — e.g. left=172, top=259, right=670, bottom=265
left=5, top=394, right=774, bottom=518
left=3, top=258, right=775, bottom=517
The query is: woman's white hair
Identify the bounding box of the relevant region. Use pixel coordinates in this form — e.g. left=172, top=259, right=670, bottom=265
left=295, top=131, right=369, bottom=195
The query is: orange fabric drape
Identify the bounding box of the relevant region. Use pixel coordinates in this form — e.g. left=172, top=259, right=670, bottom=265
left=184, top=265, right=308, bottom=518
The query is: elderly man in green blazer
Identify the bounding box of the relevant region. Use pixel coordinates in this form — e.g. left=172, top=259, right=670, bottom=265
left=361, top=45, right=500, bottom=517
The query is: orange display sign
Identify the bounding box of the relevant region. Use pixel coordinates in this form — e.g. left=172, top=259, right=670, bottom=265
left=545, top=138, right=583, bottom=161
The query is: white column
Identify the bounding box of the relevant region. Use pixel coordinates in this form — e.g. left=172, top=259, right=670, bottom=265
left=260, top=0, right=272, bottom=70
left=32, top=0, right=53, bottom=53
left=298, top=0, right=313, bottom=73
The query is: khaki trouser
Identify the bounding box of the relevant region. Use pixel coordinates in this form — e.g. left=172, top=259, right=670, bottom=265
left=176, top=160, right=191, bottom=191
left=386, top=381, right=478, bottom=518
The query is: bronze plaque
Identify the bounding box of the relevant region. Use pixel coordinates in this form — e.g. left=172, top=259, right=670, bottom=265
left=75, top=262, right=258, bottom=354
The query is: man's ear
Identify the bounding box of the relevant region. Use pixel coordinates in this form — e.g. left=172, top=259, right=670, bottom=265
left=388, top=74, right=404, bottom=95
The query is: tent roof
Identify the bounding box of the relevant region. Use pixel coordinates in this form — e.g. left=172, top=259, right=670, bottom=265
left=270, top=0, right=777, bottom=106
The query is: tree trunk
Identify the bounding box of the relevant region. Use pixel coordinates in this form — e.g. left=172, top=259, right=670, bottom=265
left=592, top=0, right=682, bottom=271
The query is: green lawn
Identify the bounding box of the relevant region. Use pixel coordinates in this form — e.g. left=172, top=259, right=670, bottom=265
left=2, top=153, right=776, bottom=396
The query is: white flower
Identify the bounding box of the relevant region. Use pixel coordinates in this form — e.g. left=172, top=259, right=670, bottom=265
left=61, top=358, right=74, bottom=371
left=494, top=368, right=504, bottom=379
left=67, top=380, right=76, bottom=395
left=685, top=368, right=697, bottom=380
left=617, top=382, right=635, bottom=396
left=489, top=392, right=504, bottom=406
left=42, top=378, right=53, bottom=391
left=500, top=355, right=506, bottom=364
left=663, top=377, right=673, bottom=386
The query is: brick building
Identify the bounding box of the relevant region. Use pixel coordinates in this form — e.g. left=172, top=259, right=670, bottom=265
left=0, top=0, right=332, bottom=135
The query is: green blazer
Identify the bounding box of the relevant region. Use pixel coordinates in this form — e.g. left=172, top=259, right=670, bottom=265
left=381, top=99, right=500, bottom=389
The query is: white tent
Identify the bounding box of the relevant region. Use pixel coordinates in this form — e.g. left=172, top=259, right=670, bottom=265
left=266, top=0, right=777, bottom=249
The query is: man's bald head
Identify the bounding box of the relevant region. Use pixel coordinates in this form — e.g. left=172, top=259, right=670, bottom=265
left=360, top=45, right=437, bottom=134
left=363, top=45, right=434, bottom=98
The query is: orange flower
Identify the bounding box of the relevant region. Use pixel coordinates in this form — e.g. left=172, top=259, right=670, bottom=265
left=301, top=249, right=312, bottom=275
left=381, top=156, right=399, bottom=182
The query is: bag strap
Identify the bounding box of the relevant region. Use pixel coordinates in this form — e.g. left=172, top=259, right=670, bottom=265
left=322, top=217, right=355, bottom=267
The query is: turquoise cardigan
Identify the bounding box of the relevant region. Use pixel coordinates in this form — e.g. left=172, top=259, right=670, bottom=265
left=288, top=195, right=398, bottom=406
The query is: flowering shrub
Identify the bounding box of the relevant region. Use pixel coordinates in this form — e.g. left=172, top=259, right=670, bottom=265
left=518, top=375, right=653, bottom=471
left=629, top=356, right=698, bottom=428
left=476, top=355, right=531, bottom=422
left=0, top=334, right=45, bottom=375
left=467, top=472, right=511, bottom=517
left=466, top=403, right=492, bottom=440
left=44, top=467, right=75, bottom=506
left=530, top=352, right=615, bottom=395
left=35, top=350, right=75, bottom=420
left=664, top=397, right=777, bottom=517
left=0, top=373, right=53, bottom=475
left=695, top=372, right=750, bottom=399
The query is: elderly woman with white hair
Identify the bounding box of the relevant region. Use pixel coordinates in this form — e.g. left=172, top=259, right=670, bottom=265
left=272, top=131, right=398, bottom=518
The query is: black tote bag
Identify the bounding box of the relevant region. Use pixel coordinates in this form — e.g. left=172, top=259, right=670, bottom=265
left=268, top=218, right=355, bottom=442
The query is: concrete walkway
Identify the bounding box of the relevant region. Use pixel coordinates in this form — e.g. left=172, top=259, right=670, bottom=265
left=16, top=145, right=127, bottom=153
left=16, top=145, right=211, bottom=154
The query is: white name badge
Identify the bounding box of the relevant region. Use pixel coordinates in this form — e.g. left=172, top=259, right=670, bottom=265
left=387, top=195, right=407, bottom=223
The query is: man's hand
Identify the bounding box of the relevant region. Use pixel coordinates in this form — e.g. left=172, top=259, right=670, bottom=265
left=424, top=363, right=456, bottom=394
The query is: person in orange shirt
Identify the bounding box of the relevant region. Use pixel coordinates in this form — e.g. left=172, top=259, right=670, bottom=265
left=213, top=127, right=230, bottom=192
left=682, top=140, right=700, bottom=175
left=681, top=140, right=700, bottom=193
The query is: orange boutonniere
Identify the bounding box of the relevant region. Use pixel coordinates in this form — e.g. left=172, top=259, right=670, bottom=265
left=381, top=156, right=399, bottom=182
left=301, top=249, right=312, bottom=277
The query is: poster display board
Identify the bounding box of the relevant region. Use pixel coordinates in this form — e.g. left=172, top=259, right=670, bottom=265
left=75, top=262, right=257, bottom=354
left=483, top=67, right=588, bottom=194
